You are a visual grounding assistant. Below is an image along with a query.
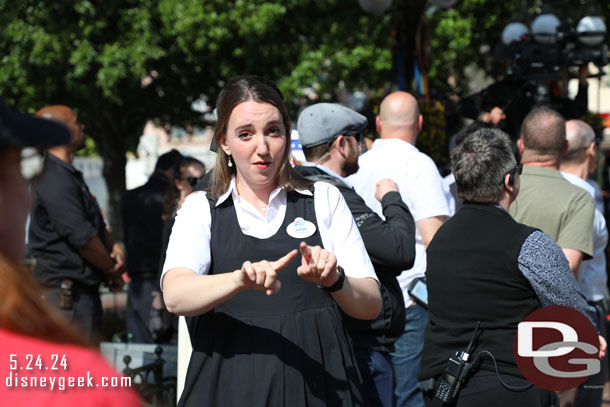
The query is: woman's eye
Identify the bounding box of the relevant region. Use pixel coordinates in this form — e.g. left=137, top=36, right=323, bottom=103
left=268, top=127, right=282, bottom=136
left=237, top=132, right=250, bottom=139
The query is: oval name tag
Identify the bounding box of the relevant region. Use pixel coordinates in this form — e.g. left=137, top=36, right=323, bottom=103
left=286, top=217, right=316, bottom=239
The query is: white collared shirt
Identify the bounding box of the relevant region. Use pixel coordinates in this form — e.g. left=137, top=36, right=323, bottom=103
left=347, top=138, right=453, bottom=305
left=561, top=172, right=608, bottom=302
left=161, top=178, right=377, bottom=287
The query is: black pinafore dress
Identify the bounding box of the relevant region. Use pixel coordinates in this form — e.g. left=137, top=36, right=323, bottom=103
left=178, top=189, right=366, bottom=406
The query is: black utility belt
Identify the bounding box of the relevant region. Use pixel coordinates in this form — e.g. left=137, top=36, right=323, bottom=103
left=46, top=279, right=99, bottom=311
left=46, top=279, right=100, bottom=296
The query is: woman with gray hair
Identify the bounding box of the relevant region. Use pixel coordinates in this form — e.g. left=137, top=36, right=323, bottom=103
left=418, top=128, right=605, bottom=407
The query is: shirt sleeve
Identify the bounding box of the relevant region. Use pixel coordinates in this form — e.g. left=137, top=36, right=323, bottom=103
left=313, top=182, right=378, bottom=282
left=556, top=191, right=595, bottom=258
left=37, top=173, right=98, bottom=248
left=161, top=192, right=212, bottom=289
left=401, top=155, right=451, bottom=222
left=355, top=191, right=416, bottom=272
left=518, top=230, right=599, bottom=331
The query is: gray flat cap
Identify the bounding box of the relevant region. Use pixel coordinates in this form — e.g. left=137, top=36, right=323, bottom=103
left=297, top=103, right=367, bottom=148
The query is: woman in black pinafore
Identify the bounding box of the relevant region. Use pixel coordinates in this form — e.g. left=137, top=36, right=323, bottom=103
left=162, top=76, right=382, bottom=406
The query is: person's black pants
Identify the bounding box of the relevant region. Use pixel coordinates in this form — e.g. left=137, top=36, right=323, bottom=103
left=126, top=279, right=157, bottom=343
left=423, top=370, right=558, bottom=407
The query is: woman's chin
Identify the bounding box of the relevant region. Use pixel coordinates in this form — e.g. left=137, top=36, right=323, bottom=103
left=237, top=173, right=278, bottom=190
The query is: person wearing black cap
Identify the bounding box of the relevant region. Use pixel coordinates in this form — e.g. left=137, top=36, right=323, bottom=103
left=0, top=99, right=140, bottom=405
left=28, top=105, right=125, bottom=341
left=295, top=103, right=416, bottom=407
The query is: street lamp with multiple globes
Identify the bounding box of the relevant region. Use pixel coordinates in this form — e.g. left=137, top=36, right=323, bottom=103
left=498, top=2, right=607, bottom=74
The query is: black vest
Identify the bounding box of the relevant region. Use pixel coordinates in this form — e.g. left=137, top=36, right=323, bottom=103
left=180, top=190, right=365, bottom=406
left=419, top=202, right=539, bottom=380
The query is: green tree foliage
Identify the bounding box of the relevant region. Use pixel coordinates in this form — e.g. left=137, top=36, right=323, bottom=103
left=3, top=0, right=606, bottom=236
left=428, top=0, right=610, bottom=95
left=0, top=0, right=396, bottom=237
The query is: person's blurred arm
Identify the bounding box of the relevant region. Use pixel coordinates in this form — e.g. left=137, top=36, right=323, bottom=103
left=562, top=248, right=584, bottom=277
left=78, top=235, right=124, bottom=292
left=78, top=236, right=114, bottom=271
left=104, top=228, right=126, bottom=270
left=401, top=156, right=451, bottom=249
left=418, top=216, right=448, bottom=248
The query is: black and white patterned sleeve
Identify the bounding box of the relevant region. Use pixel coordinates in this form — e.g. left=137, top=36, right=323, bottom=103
left=518, top=230, right=599, bottom=331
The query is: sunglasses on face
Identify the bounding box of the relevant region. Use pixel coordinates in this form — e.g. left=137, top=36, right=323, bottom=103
left=185, top=176, right=202, bottom=187
left=501, top=163, right=523, bottom=184
left=511, top=163, right=523, bottom=176
left=328, top=132, right=363, bottom=146
left=347, top=133, right=363, bottom=143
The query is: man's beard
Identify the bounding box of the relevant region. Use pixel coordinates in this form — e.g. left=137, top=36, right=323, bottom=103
left=342, top=147, right=359, bottom=176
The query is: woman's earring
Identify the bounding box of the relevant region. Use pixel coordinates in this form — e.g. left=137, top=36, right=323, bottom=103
left=227, top=156, right=233, bottom=168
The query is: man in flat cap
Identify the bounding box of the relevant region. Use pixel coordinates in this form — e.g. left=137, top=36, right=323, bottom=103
left=295, top=103, right=416, bottom=407
left=29, top=105, right=125, bottom=341
left=347, top=92, right=453, bottom=407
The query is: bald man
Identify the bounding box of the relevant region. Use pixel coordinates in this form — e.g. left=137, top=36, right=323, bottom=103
left=509, top=107, right=595, bottom=276
left=560, top=120, right=607, bottom=407
left=28, top=105, right=125, bottom=341
left=348, top=91, right=452, bottom=407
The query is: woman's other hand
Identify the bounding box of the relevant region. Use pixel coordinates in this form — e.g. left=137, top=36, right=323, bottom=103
left=297, top=242, right=339, bottom=288
left=235, top=249, right=298, bottom=295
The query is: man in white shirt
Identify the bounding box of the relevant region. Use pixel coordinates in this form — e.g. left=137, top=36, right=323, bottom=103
left=348, top=91, right=452, bottom=407
left=560, top=119, right=607, bottom=407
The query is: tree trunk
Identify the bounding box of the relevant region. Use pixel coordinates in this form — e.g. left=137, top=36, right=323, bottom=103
left=92, top=129, right=127, bottom=243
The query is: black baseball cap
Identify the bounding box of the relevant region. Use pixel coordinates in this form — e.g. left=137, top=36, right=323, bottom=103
left=0, top=98, right=70, bottom=147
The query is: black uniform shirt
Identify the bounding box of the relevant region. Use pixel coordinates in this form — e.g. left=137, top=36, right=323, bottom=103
left=29, top=153, right=107, bottom=288
left=121, top=172, right=170, bottom=281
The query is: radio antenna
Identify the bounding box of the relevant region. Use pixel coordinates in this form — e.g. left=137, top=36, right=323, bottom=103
left=465, top=321, right=481, bottom=356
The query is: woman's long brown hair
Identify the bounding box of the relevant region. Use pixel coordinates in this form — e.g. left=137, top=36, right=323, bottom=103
left=0, top=250, right=88, bottom=346
left=209, top=76, right=312, bottom=197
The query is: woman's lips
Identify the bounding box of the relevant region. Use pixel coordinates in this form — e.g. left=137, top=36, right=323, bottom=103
left=254, top=161, right=271, bottom=170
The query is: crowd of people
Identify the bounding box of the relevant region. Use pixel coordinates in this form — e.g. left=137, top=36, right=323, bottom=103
left=1, top=71, right=607, bottom=407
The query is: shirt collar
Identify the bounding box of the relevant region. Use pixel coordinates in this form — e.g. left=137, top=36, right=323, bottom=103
left=302, top=162, right=355, bottom=189
left=522, top=165, right=563, bottom=179
left=372, top=137, right=418, bottom=152
left=215, top=177, right=312, bottom=207
left=45, top=152, right=79, bottom=175
left=561, top=172, right=596, bottom=199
